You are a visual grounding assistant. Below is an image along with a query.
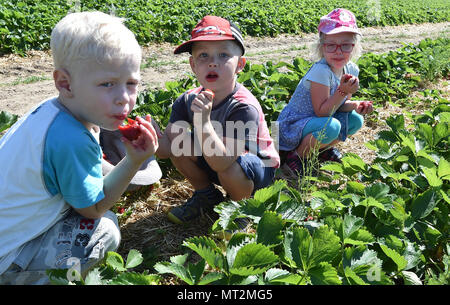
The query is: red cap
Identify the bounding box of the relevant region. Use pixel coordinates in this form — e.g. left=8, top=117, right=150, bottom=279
left=174, top=16, right=245, bottom=55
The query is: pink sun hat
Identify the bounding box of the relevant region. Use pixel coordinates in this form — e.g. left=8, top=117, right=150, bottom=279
left=318, top=8, right=361, bottom=35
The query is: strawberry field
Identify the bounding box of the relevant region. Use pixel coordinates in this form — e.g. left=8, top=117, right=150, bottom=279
left=0, top=0, right=449, bottom=287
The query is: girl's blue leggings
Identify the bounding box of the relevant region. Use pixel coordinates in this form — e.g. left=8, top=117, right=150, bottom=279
left=301, top=110, right=363, bottom=144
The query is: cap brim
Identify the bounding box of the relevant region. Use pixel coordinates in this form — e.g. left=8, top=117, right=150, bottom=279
left=174, top=35, right=236, bottom=54
left=322, top=27, right=361, bottom=35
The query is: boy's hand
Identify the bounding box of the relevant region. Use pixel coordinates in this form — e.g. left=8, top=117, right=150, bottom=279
left=339, top=74, right=359, bottom=95
left=191, top=89, right=214, bottom=123
left=121, top=115, right=159, bottom=164
left=356, top=100, right=373, bottom=115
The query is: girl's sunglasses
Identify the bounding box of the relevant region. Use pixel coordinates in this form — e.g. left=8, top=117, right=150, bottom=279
left=322, top=43, right=355, bottom=53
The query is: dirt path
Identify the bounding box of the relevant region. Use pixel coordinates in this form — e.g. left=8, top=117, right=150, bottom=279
left=0, top=22, right=448, bottom=117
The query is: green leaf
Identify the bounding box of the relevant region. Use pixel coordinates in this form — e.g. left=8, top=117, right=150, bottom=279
left=187, top=259, right=206, bottom=284
left=402, top=271, right=422, bottom=285
left=410, top=189, right=437, bottom=220
left=0, top=111, right=18, bottom=133
left=311, top=225, right=341, bottom=267
left=380, top=244, right=408, bottom=272
left=154, top=259, right=193, bottom=285
left=105, top=251, right=126, bottom=272
left=275, top=199, right=308, bottom=222
left=197, top=272, right=223, bottom=285
left=170, top=253, right=189, bottom=265
left=183, top=236, right=223, bottom=270
left=345, top=229, right=375, bottom=246
left=256, top=211, right=284, bottom=246
left=346, top=181, right=366, bottom=194
left=438, top=158, right=450, bottom=180
left=422, top=166, right=442, bottom=187
left=433, top=122, right=448, bottom=145
left=341, top=214, right=364, bottom=242
left=110, top=272, right=160, bottom=285
left=320, top=162, right=344, bottom=173
left=264, top=268, right=290, bottom=283
left=309, top=262, right=342, bottom=285
left=125, top=249, right=143, bottom=269
left=213, top=200, right=242, bottom=230
left=253, top=180, right=286, bottom=203
left=359, top=197, right=386, bottom=211
left=230, top=243, right=278, bottom=276
left=84, top=268, right=105, bottom=285
left=342, top=153, right=367, bottom=172
left=284, top=227, right=313, bottom=271
left=343, top=266, right=368, bottom=285
left=364, top=182, right=390, bottom=199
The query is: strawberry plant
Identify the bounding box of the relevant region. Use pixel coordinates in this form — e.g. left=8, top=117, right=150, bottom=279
left=1, top=0, right=449, bottom=55
left=0, top=111, right=18, bottom=133
left=47, top=249, right=161, bottom=285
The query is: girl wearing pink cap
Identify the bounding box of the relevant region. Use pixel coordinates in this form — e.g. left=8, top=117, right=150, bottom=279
left=276, top=8, right=373, bottom=176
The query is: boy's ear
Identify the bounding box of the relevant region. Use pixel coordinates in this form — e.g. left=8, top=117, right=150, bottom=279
left=53, top=69, right=73, bottom=98
left=236, top=57, right=246, bottom=74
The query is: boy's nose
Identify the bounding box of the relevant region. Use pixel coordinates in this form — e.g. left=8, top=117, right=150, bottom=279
left=115, top=87, right=130, bottom=105
left=208, top=55, right=219, bottom=68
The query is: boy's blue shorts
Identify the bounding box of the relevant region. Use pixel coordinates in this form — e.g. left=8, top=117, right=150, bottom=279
left=196, top=153, right=275, bottom=193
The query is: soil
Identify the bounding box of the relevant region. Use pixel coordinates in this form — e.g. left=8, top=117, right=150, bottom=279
left=0, top=22, right=449, bottom=116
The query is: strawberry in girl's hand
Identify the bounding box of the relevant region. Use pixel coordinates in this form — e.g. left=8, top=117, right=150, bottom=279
left=118, top=118, right=141, bottom=141
left=343, top=74, right=353, bottom=82
left=357, top=100, right=373, bottom=114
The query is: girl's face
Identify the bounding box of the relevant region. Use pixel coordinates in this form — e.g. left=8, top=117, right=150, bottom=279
left=321, top=32, right=355, bottom=74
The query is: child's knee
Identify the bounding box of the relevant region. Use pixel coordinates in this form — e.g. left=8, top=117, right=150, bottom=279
left=100, top=211, right=121, bottom=252
left=218, top=162, right=254, bottom=199
left=348, top=111, right=364, bottom=135
left=314, top=119, right=341, bottom=144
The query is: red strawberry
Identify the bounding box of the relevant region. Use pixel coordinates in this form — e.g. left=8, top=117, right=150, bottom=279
left=204, top=89, right=215, bottom=99
left=343, top=74, right=353, bottom=82
left=118, top=118, right=141, bottom=141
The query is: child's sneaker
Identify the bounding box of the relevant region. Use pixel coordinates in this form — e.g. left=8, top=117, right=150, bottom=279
left=285, top=151, right=305, bottom=175
left=318, top=147, right=342, bottom=163
left=167, top=187, right=224, bottom=224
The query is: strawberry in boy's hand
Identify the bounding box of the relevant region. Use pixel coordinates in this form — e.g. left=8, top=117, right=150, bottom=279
left=118, top=118, right=141, bottom=141
left=204, top=89, right=215, bottom=99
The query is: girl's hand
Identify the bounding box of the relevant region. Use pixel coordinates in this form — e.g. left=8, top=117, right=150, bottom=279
left=191, top=89, right=214, bottom=123
left=339, top=74, right=359, bottom=95
left=121, top=115, right=159, bottom=164
left=356, top=101, right=373, bottom=115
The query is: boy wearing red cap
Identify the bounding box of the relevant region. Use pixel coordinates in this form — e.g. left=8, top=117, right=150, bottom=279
left=157, top=16, right=280, bottom=224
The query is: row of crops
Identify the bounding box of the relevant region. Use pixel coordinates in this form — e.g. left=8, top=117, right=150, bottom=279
left=1, top=0, right=449, bottom=54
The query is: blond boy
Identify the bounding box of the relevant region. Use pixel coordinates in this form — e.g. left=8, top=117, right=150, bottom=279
left=0, top=11, right=158, bottom=284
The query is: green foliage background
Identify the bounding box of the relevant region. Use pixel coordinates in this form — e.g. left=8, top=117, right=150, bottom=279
left=1, top=0, right=449, bottom=54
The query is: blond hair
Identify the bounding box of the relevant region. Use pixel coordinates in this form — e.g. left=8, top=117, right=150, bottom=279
left=50, top=11, right=141, bottom=71
left=310, top=32, right=362, bottom=62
